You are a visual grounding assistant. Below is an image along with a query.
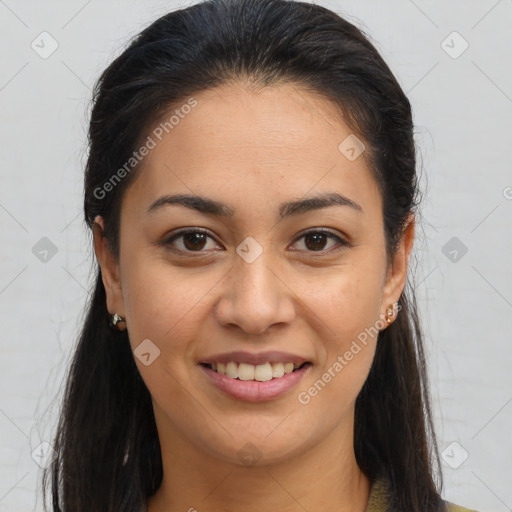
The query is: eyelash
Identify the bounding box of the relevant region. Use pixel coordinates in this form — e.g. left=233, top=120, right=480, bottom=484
left=162, top=227, right=349, bottom=256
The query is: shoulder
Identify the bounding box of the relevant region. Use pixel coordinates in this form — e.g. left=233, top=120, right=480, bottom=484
left=443, top=500, right=480, bottom=512
left=366, top=476, right=480, bottom=512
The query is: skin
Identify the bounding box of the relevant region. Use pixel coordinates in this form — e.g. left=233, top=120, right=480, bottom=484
left=93, top=81, right=414, bottom=512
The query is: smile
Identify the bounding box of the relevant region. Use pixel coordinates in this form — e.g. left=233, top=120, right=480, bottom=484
left=201, top=361, right=310, bottom=382
left=199, top=362, right=312, bottom=402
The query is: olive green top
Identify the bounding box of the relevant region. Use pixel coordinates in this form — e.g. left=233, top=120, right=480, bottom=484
left=365, top=477, right=479, bottom=512
left=141, top=475, right=478, bottom=511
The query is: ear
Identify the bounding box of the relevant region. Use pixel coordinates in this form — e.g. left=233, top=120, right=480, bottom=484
left=380, top=214, right=415, bottom=317
left=92, top=215, right=125, bottom=318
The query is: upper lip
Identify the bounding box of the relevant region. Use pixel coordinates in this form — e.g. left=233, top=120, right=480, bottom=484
left=199, top=351, right=310, bottom=366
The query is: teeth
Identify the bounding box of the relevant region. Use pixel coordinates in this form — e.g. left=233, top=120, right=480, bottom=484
left=239, top=363, right=256, bottom=381
left=255, top=363, right=273, bottom=381
left=272, top=362, right=285, bottom=378
left=208, top=361, right=304, bottom=381
left=284, top=362, right=295, bottom=374
left=226, top=362, right=238, bottom=378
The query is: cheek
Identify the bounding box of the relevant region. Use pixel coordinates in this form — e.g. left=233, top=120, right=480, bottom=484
left=301, top=260, right=385, bottom=342
left=294, top=257, right=385, bottom=399
left=120, top=261, right=215, bottom=412
left=122, top=237, right=218, bottom=332
left=122, top=259, right=213, bottom=349
left=293, top=274, right=382, bottom=422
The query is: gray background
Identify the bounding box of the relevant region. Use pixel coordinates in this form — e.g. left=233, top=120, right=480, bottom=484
left=0, top=0, right=511, bottom=511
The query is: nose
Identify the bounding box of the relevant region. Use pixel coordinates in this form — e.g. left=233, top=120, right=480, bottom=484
left=214, top=247, right=296, bottom=335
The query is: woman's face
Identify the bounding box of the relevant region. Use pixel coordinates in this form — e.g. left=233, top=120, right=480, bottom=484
left=95, top=81, right=412, bottom=466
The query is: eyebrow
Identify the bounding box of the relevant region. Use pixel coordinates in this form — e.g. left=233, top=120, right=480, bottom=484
left=147, top=191, right=363, bottom=219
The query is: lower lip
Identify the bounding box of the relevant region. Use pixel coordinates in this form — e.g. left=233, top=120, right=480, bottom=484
left=199, top=363, right=312, bottom=402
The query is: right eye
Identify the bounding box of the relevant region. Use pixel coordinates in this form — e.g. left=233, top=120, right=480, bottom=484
left=162, top=228, right=223, bottom=254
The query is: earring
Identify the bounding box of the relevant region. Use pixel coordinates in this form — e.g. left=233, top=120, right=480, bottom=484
left=110, top=313, right=126, bottom=331
left=385, top=304, right=395, bottom=324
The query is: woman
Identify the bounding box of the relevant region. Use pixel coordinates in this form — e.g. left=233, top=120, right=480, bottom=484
left=42, top=0, right=478, bottom=510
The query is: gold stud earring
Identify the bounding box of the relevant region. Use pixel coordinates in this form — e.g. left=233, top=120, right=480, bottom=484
left=385, top=304, right=395, bottom=324
left=110, top=313, right=126, bottom=331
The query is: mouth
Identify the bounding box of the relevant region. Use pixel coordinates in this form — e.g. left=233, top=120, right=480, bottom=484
left=199, top=361, right=312, bottom=382
left=198, top=360, right=313, bottom=402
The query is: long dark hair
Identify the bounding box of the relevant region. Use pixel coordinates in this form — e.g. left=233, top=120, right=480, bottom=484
left=43, top=0, right=444, bottom=510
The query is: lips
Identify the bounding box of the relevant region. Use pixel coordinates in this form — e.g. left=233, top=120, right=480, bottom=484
left=197, top=350, right=313, bottom=400
left=199, top=361, right=312, bottom=401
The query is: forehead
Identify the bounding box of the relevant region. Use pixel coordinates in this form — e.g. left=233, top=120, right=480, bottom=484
left=123, top=81, right=381, bottom=220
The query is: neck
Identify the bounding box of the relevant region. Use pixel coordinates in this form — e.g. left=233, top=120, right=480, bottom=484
left=147, top=407, right=371, bottom=512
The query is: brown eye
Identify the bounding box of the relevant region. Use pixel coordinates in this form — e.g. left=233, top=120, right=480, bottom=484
left=164, top=228, right=221, bottom=254
left=181, top=232, right=208, bottom=251
left=304, top=232, right=329, bottom=251
left=292, top=229, right=348, bottom=253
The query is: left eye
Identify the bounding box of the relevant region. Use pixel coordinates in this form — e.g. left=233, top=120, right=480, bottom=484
left=163, top=228, right=347, bottom=254
left=292, top=229, right=347, bottom=253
